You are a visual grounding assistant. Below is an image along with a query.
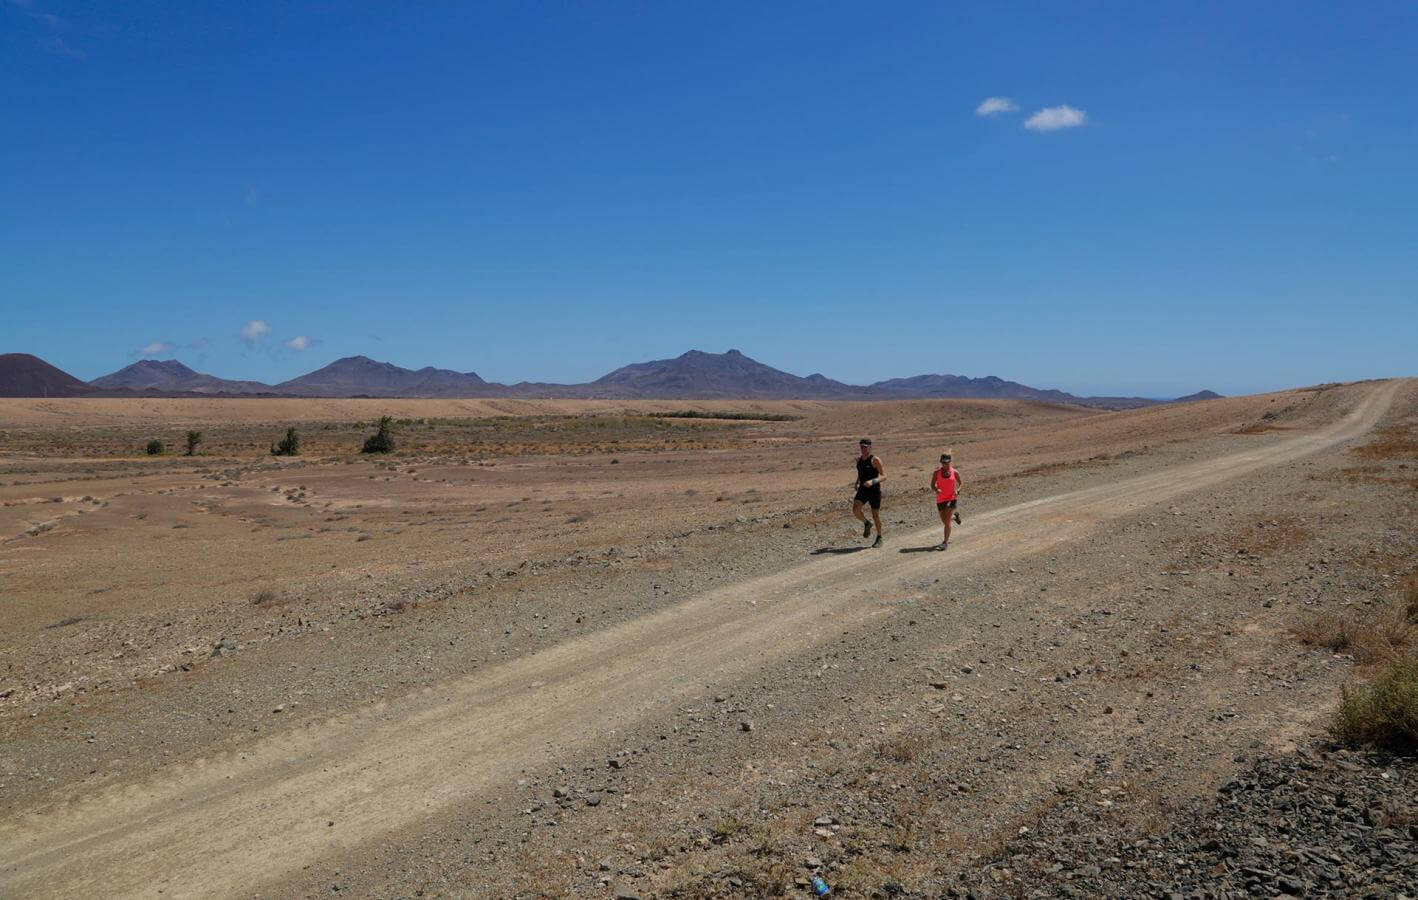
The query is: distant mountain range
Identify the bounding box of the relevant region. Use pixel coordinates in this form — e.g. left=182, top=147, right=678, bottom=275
left=0, top=349, right=1220, bottom=408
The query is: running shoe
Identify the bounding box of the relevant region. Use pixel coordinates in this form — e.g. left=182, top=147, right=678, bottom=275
left=863, top=519, right=873, bottom=539
left=871, top=535, right=883, bottom=549
left=953, top=511, right=962, bottom=525
left=935, top=541, right=948, bottom=551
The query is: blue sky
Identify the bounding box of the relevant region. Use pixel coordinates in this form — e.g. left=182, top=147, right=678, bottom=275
left=3, top=1, right=1415, bottom=396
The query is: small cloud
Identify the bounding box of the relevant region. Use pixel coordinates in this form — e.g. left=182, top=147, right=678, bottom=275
left=134, top=341, right=177, bottom=357
left=243, top=185, right=262, bottom=206
left=240, top=320, right=272, bottom=347
left=286, top=335, right=310, bottom=351
left=975, top=97, right=1018, bottom=117
left=1024, top=105, right=1087, bottom=132
left=41, top=37, right=85, bottom=59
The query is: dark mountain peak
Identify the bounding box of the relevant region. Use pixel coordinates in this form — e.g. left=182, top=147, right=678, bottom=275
left=276, top=356, right=489, bottom=397
left=0, top=353, right=91, bottom=397
left=90, top=358, right=274, bottom=394
left=91, top=359, right=199, bottom=387
left=592, top=349, right=862, bottom=398
left=1172, top=389, right=1223, bottom=403
left=143, top=359, right=197, bottom=376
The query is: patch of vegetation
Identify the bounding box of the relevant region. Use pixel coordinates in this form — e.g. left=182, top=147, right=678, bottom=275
left=251, top=590, right=278, bottom=606
left=361, top=416, right=396, bottom=454
left=1353, top=424, right=1418, bottom=461
left=876, top=732, right=928, bottom=763
left=145, top=438, right=165, bottom=455
left=1295, top=576, right=1417, bottom=665
left=270, top=427, right=300, bottom=456
left=657, top=410, right=801, bottom=421
left=1331, top=657, right=1418, bottom=752
left=184, top=430, right=202, bottom=456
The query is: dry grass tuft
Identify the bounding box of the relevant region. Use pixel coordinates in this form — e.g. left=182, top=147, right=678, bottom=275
left=1295, top=613, right=1357, bottom=655
left=1295, top=598, right=1416, bottom=666
left=1331, top=657, right=1418, bottom=752
left=876, top=732, right=928, bottom=763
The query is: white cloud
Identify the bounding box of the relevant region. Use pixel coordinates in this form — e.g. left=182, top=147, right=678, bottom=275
left=132, top=341, right=177, bottom=358
left=1024, top=105, right=1087, bottom=132
left=286, top=335, right=310, bottom=351
left=975, top=97, right=1018, bottom=117
left=240, top=320, right=271, bottom=347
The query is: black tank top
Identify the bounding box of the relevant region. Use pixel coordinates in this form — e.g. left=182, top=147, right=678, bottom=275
left=857, top=455, right=878, bottom=486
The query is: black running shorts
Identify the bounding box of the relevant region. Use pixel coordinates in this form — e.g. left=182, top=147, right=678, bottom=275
left=936, top=499, right=958, bottom=510
left=854, top=486, right=882, bottom=509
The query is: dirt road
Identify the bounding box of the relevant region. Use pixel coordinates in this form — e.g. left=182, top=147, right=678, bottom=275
left=0, top=379, right=1405, bottom=898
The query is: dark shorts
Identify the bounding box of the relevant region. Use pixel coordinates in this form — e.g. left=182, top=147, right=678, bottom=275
left=937, top=499, right=958, bottom=510
left=853, top=486, right=882, bottom=510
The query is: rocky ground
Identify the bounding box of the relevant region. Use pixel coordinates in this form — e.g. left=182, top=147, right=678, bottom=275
left=982, top=746, right=1416, bottom=900
left=1, top=381, right=1414, bottom=898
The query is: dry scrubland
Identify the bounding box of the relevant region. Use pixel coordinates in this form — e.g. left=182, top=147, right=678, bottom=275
left=1, top=382, right=1415, bottom=898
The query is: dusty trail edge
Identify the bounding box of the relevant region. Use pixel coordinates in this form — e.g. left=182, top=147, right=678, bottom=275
left=0, top=379, right=1404, bottom=899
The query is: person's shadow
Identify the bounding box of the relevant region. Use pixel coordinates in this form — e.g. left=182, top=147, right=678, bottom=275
left=898, top=546, right=941, bottom=554
left=810, top=546, right=868, bottom=555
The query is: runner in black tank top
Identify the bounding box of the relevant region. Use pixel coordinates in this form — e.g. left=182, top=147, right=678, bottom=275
left=852, top=438, right=885, bottom=547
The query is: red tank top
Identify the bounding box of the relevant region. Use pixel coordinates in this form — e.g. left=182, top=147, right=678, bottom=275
left=934, top=466, right=958, bottom=502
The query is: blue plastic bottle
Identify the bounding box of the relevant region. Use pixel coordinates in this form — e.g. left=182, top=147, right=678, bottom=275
left=811, top=875, right=830, bottom=896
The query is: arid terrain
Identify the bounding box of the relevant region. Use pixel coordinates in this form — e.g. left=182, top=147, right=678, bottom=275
left=1, top=381, right=1415, bottom=898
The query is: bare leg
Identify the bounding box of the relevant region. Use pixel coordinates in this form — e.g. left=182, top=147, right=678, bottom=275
left=871, top=505, right=883, bottom=537
left=937, top=505, right=953, bottom=544
left=852, top=499, right=867, bottom=524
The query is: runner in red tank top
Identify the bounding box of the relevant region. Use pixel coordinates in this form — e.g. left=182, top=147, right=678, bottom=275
left=928, top=451, right=963, bottom=550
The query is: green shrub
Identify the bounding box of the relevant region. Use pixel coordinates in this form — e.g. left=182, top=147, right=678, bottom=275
left=361, top=416, right=396, bottom=454
left=1331, top=657, right=1418, bottom=752
left=145, top=439, right=165, bottom=456
left=185, top=430, right=202, bottom=456
left=271, top=427, right=300, bottom=457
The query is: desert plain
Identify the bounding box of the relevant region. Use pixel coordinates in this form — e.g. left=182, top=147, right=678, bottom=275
left=1, top=381, right=1416, bottom=898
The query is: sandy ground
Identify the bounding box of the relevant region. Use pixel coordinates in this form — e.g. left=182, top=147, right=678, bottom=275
left=1, top=380, right=1414, bottom=898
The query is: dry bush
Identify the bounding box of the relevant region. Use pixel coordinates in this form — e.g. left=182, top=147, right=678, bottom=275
left=709, top=814, right=744, bottom=844
left=876, top=732, right=928, bottom=763
left=1296, top=604, right=1415, bottom=665
left=1295, top=613, right=1358, bottom=654
left=251, top=590, right=278, bottom=606
left=1297, top=575, right=1418, bottom=668
left=1331, top=657, right=1418, bottom=752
